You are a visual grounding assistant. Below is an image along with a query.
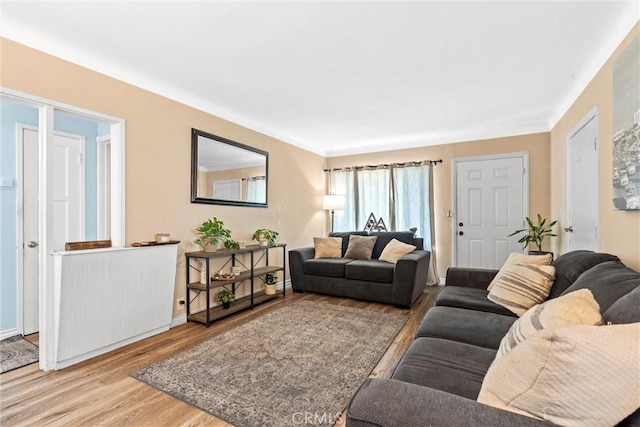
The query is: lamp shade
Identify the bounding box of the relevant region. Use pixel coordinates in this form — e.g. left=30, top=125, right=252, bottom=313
left=322, top=194, right=345, bottom=211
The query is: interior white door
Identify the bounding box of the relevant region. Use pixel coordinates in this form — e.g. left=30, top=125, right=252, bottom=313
left=567, top=114, right=599, bottom=251
left=19, top=128, right=85, bottom=335
left=52, top=133, right=84, bottom=250
left=456, top=156, right=525, bottom=269
left=21, top=127, right=40, bottom=335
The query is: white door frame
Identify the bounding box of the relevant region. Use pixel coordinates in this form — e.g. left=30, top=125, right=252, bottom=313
left=451, top=152, right=529, bottom=266
left=96, top=135, right=111, bottom=240
left=566, top=106, right=599, bottom=253
left=3, top=87, right=126, bottom=371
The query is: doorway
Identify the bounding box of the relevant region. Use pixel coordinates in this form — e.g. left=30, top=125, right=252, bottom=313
left=18, top=125, right=86, bottom=335
left=566, top=108, right=599, bottom=252
left=453, top=153, right=528, bottom=269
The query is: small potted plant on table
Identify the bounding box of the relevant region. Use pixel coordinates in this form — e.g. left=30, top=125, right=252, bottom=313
left=264, top=272, right=278, bottom=295
left=509, top=214, right=557, bottom=258
left=194, top=217, right=232, bottom=252
left=216, top=289, right=235, bottom=309
left=251, top=228, right=279, bottom=247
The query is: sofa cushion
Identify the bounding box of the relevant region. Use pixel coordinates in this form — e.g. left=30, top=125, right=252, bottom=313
left=497, top=289, right=602, bottom=358
left=328, top=231, right=369, bottom=256
left=393, top=337, right=496, bottom=400
left=344, top=235, right=378, bottom=260
left=345, top=260, right=395, bottom=283
left=603, top=286, right=640, bottom=324
left=549, top=250, right=621, bottom=299
left=487, top=252, right=553, bottom=291
left=561, top=261, right=639, bottom=313
left=379, top=238, right=416, bottom=264
left=487, top=263, right=556, bottom=316
left=303, top=258, right=352, bottom=277
left=415, top=306, right=516, bottom=349
left=436, top=286, right=517, bottom=317
left=479, top=323, right=640, bottom=427
left=371, top=232, right=417, bottom=259
left=313, top=237, right=342, bottom=258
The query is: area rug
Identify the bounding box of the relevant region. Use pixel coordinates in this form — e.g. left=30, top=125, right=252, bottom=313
left=132, top=300, right=408, bottom=427
left=1, top=335, right=39, bottom=373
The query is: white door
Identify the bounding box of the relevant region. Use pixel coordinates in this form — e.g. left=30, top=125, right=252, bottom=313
left=455, top=155, right=526, bottom=269
left=19, top=127, right=84, bottom=335
left=52, top=133, right=84, bottom=249
left=20, top=127, right=40, bottom=335
left=567, top=111, right=599, bottom=251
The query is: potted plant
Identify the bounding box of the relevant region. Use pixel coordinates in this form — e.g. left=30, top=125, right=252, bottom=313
left=216, top=288, right=235, bottom=309
left=194, top=217, right=232, bottom=252
left=509, top=214, right=558, bottom=257
left=264, top=272, right=278, bottom=295
left=251, top=228, right=279, bottom=247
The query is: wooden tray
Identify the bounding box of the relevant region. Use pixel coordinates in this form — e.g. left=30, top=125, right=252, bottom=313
left=213, top=275, right=237, bottom=281
left=131, top=240, right=181, bottom=247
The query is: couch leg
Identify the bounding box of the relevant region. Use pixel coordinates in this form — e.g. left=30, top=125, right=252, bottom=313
left=293, top=288, right=305, bottom=293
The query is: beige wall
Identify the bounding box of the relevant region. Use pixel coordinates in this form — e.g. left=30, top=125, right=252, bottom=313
left=326, top=133, right=551, bottom=276
left=1, top=38, right=327, bottom=316
left=550, top=23, right=640, bottom=270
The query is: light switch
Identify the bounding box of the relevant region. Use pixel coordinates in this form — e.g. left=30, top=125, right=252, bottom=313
left=0, top=177, right=14, bottom=189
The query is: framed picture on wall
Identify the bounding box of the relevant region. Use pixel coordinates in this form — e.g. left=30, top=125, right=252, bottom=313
left=612, top=34, right=639, bottom=211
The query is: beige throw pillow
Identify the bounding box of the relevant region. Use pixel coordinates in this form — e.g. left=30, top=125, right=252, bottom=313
left=487, top=263, right=556, bottom=316
left=478, top=323, right=640, bottom=427
left=379, top=238, right=416, bottom=264
left=487, top=252, right=553, bottom=291
left=313, top=237, right=342, bottom=258
left=343, top=235, right=377, bottom=260
left=497, top=289, right=602, bottom=358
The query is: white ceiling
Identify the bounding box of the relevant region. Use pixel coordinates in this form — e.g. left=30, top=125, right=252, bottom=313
left=2, top=1, right=638, bottom=157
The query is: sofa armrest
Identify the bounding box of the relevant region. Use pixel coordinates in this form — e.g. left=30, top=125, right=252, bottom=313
left=288, top=247, right=315, bottom=290
left=392, top=250, right=430, bottom=307
left=346, top=378, right=550, bottom=427
left=445, top=267, right=499, bottom=290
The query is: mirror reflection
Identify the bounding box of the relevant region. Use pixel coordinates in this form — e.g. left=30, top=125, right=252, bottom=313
left=191, top=129, right=268, bottom=207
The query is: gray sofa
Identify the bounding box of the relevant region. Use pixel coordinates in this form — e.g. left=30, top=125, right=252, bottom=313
left=347, top=250, right=640, bottom=426
left=289, top=231, right=430, bottom=308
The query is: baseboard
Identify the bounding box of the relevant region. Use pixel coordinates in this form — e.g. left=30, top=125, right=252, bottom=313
left=171, top=314, right=186, bottom=327
left=0, top=328, right=19, bottom=340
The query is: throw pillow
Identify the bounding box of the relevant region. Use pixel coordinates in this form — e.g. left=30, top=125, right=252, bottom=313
left=487, top=263, right=556, bottom=316
left=487, top=252, right=553, bottom=291
left=478, top=323, right=640, bottom=427
left=343, top=235, right=378, bottom=260
left=496, top=289, right=602, bottom=358
left=313, top=237, right=343, bottom=258
left=379, top=238, right=416, bottom=264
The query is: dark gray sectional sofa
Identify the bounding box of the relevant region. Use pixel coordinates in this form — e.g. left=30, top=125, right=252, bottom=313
left=289, top=231, right=430, bottom=308
left=347, top=250, right=640, bottom=426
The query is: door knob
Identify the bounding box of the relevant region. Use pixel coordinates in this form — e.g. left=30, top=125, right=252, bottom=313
left=458, top=231, right=464, bottom=236
left=564, top=226, right=574, bottom=233
left=26, top=241, right=39, bottom=248
left=459, top=222, right=464, bottom=227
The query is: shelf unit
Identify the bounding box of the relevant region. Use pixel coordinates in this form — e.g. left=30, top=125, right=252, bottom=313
left=185, top=243, right=286, bottom=326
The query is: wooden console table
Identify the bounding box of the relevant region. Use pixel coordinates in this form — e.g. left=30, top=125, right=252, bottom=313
left=185, top=244, right=286, bottom=326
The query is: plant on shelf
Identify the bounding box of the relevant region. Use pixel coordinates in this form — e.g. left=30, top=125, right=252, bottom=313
left=216, top=288, right=235, bottom=309
left=251, top=228, right=279, bottom=247
left=264, top=272, right=278, bottom=295
left=508, top=214, right=558, bottom=255
left=194, top=217, right=232, bottom=252
left=224, top=238, right=240, bottom=250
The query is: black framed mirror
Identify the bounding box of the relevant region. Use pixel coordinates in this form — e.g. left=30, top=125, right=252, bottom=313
left=191, top=128, right=268, bottom=207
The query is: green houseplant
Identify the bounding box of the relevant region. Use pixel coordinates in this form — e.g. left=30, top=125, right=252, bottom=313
left=216, top=289, right=235, bottom=309
left=224, top=238, right=240, bottom=250
left=194, top=217, right=232, bottom=252
left=263, top=272, right=278, bottom=295
left=251, top=228, right=279, bottom=246
left=509, top=214, right=557, bottom=255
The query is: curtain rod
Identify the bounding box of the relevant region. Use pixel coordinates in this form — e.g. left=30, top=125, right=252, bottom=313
left=324, top=159, right=442, bottom=172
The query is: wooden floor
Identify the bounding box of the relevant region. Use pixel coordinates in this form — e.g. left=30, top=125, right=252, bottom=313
left=1, top=286, right=441, bottom=427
